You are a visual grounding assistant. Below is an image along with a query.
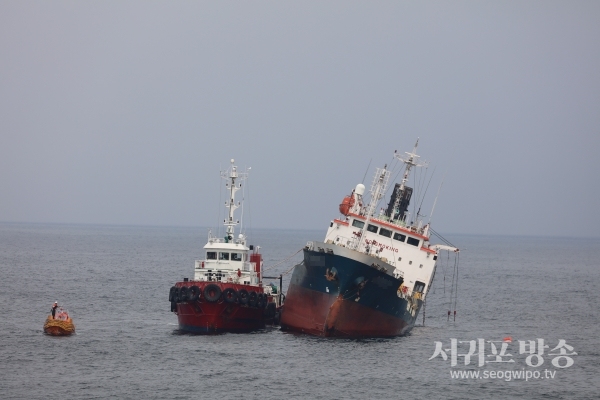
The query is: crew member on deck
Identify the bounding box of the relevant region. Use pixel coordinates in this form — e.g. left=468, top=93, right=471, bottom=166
left=51, top=301, right=58, bottom=319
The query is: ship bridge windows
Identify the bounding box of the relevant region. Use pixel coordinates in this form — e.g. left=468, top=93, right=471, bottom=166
left=407, top=237, right=420, bottom=247
left=379, top=228, right=392, bottom=238
left=367, top=224, right=378, bottom=233
left=231, top=253, right=243, bottom=262
left=219, top=252, right=230, bottom=260
left=393, top=233, right=406, bottom=242
left=352, top=219, right=365, bottom=229
left=207, top=252, right=217, bottom=260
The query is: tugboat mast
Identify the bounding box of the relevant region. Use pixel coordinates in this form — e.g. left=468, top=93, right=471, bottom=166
left=222, top=159, right=248, bottom=242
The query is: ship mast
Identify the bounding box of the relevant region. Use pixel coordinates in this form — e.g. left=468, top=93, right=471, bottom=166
left=353, top=165, right=390, bottom=251
left=392, top=138, right=427, bottom=222
left=221, top=159, right=248, bottom=242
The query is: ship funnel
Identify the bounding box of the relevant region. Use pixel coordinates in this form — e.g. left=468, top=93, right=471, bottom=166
left=355, top=183, right=365, bottom=196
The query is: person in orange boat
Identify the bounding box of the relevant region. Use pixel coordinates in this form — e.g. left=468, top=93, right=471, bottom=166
left=51, top=301, right=58, bottom=319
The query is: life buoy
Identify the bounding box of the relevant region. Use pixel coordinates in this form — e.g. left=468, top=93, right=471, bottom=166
left=222, top=288, right=238, bottom=304
left=238, top=289, right=249, bottom=305
left=248, top=291, right=258, bottom=307
left=169, top=286, right=177, bottom=302
left=179, top=286, right=189, bottom=303
left=203, top=284, right=222, bottom=303
left=189, top=286, right=200, bottom=302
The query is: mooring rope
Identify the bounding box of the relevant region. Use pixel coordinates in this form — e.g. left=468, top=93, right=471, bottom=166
left=261, top=248, right=303, bottom=273
left=281, top=259, right=304, bottom=276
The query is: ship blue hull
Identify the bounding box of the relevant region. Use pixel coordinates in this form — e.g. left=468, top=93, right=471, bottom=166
left=280, top=246, right=422, bottom=337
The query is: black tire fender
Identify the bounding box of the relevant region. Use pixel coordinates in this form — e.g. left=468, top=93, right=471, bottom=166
left=238, top=289, right=249, bottom=305
left=265, top=302, right=276, bottom=318
left=222, top=288, right=238, bottom=304
left=178, top=286, right=189, bottom=303
left=189, top=285, right=200, bottom=302
left=203, top=284, right=222, bottom=303
left=256, top=293, right=266, bottom=309
left=248, top=291, right=258, bottom=307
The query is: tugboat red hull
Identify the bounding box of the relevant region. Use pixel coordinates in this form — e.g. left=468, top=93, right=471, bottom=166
left=177, top=302, right=267, bottom=333
left=171, top=282, right=277, bottom=334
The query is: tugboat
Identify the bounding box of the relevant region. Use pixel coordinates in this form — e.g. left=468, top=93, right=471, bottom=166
left=169, top=159, right=283, bottom=333
left=43, top=305, right=75, bottom=336
left=280, top=140, right=459, bottom=337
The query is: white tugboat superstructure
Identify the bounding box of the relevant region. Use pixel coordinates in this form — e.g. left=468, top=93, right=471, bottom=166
left=194, top=160, right=261, bottom=287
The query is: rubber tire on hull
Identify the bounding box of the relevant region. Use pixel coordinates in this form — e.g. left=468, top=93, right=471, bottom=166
left=248, top=291, right=258, bottom=308
left=169, top=286, right=177, bottom=302
left=189, top=285, right=200, bottom=302
left=256, top=293, right=266, bottom=309
left=238, top=289, right=249, bottom=305
left=179, top=286, right=189, bottom=303
left=203, top=284, right=222, bottom=303
left=265, top=302, right=276, bottom=318
left=173, top=287, right=181, bottom=303
left=170, top=301, right=177, bottom=312
left=222, top=288, right=238, bottom=304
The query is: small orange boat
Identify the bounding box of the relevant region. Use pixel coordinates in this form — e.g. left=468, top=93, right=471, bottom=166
left=43, top=309, right=75, bottom=336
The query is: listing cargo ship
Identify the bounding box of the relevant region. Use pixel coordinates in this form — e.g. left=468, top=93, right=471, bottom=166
left=169, top=159, right=283, bottom=334
left=280, top=140, right=459, bottom=337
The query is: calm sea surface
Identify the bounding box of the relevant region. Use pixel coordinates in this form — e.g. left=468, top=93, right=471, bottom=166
left=0, top=223, right=598, bottom=399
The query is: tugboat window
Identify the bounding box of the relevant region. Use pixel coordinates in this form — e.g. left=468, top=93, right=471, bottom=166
left=352, top=219, right=365, bottom=229
left=207, top=252, right=217, bottom=260
left=231, top=253, right=242, bottom=261
left=407, top=237, right=420, bottom=247
left=367, top=224, right=378, bottom=233
left=379, top=228, right=392, bottom=238
left=393, top=233, right=406, bottom=242
left=219, top=252, right=230, bottom=260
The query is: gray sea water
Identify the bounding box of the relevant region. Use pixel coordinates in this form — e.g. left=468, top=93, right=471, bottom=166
left=0, top=222, right=598, bottom=399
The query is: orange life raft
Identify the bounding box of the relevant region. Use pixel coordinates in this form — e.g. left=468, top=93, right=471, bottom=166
left=43, top=313, right=75, bottom=336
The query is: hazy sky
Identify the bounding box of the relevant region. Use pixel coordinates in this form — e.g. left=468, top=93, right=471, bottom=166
left=1, top=1, right=599, bottom=237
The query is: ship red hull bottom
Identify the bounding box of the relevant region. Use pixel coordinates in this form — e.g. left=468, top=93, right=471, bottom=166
left=177, top=301, right=268, bottom=334
left=280, top=283, right=409, bottom=337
